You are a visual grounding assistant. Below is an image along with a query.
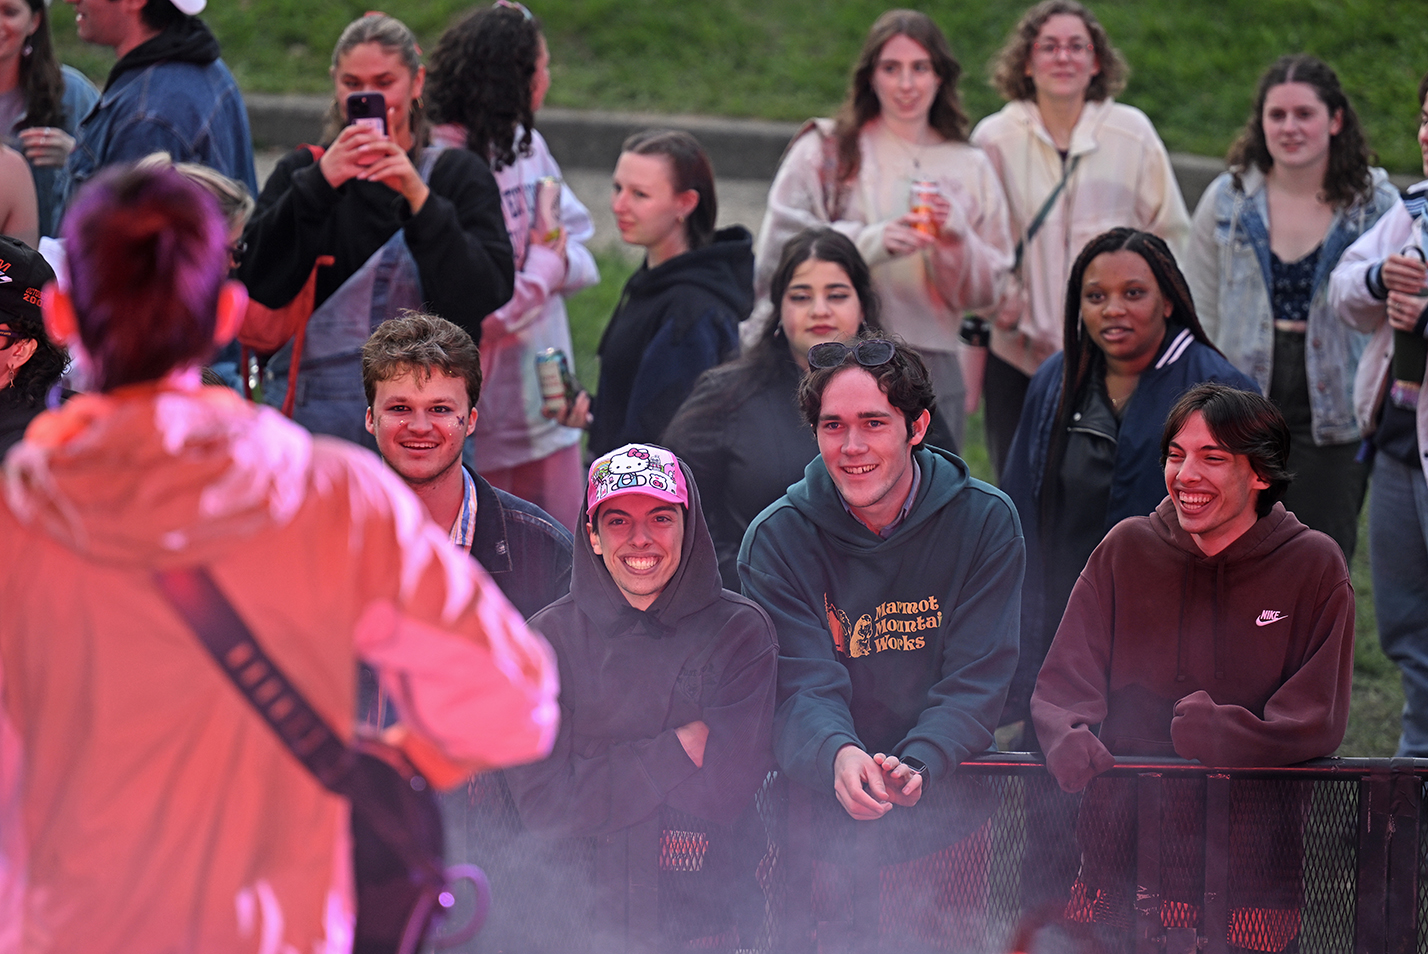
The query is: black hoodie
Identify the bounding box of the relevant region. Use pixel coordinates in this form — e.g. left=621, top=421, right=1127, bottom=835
left=589, top=226, right=754, bottom=457
left=504, top=454, right=777, bottom=837
left=103, top=15, right=220, bottom=89
left=65, top=15, right=257, bottom=201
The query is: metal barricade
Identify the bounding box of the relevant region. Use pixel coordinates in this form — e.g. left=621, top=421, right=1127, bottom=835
left=444, top=756, right=1428, bottom=954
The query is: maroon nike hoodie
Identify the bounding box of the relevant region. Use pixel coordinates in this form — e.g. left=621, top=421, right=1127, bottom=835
left=1031, top=499, right=1353, bottom=791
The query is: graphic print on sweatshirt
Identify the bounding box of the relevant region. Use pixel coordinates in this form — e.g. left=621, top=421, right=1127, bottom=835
left=825, top=593, right=943, bottom=658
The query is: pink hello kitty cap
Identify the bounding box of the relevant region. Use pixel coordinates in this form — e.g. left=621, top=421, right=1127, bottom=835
left=586, top=443, right=689, bottom=514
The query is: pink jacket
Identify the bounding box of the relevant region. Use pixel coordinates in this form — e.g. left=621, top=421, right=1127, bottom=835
left=0, top=386, right=558, bottom=953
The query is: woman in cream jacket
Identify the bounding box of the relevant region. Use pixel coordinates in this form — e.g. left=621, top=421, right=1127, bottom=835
left=971, top=0, right=1189, bottom=476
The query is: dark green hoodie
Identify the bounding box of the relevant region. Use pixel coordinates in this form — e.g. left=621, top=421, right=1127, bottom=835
left=740, top=445, right=1022, bottom=817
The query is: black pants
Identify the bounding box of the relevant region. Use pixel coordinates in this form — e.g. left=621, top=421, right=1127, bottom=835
left=1269, top=331, right=1367, bottom=560
left=984, top=351, right=1032, bottom=482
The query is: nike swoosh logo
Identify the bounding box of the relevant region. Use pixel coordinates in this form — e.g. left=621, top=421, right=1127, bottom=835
left=1255, top=611, right=1287, bottom=627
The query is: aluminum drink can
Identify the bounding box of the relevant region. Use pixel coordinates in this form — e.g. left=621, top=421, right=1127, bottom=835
left=910, top=179, right=940, bottom=236
left=536, top=348, right=573, bottom=418
left=533, top=177, right=562, bottom=244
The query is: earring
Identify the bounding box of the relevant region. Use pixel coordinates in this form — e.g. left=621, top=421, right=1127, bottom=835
left=677, top=214, right=685, bottom=224
left=22, top=44, right=32, bottom=57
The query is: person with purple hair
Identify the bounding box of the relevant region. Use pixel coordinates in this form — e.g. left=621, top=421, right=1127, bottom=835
left=0, top=162, right=557, bottom=953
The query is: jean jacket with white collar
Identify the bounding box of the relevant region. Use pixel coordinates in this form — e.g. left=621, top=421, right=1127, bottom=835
left=1186, top=166, right=1398, bottom=445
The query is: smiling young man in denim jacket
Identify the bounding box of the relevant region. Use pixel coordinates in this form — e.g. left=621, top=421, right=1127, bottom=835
left=61, top=0, right=257, bottom=210
left=361, top=313, right=572, bottom=621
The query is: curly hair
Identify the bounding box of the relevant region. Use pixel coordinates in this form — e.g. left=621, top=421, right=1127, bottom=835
left=1225, top=54, right=1374, bottom=209
left=426, top=5, right=543, bottom=171
left=321, top=14, right=428, bottom=149
left=988, top=0, right=1126, bottom=103
left=15, top=0, right=66, bottom=130
left=1, top=240, right=66, bottom=405
left=832, top=9, right=969, bottom=182
left=797, top=332, right=936, bottom=451
left=362, top=311, right=483, bottom=409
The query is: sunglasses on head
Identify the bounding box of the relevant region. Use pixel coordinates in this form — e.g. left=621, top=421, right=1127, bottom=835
left=807, top=338, right=896, bottom=371
left=493, top=0, right=534, bottom=19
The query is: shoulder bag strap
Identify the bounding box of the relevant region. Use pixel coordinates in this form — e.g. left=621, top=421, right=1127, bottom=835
left=153, top=567, right=354, bottom=789
left=781, top=118, right=847, bottom=224
left=1014, top=153, right=1082, bottom=272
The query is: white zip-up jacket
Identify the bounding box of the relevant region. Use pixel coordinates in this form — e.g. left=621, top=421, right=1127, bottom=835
left=1329, top=184, right=1428, bottom=481
left=972, top=98, right=1190, bottom=377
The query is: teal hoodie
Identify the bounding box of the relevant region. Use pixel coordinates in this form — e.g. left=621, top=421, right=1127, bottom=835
left=739, top=445, right=1023, bottom=844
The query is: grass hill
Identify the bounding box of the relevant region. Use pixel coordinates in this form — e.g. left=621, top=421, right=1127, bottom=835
left=50, top=0, right=1428, bottom=173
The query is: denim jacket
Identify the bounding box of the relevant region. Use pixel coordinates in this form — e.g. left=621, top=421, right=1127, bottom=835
left=473, top=469, right=574, bottom=621
left=62, top=21, right=257, bottom=210
left=1187, top=167, right=1398, bottom=445
left=2, top=65, right=99, bottom=237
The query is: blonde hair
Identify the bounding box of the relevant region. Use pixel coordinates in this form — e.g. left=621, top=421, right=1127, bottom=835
left=135, top=152, right=254, bottom=233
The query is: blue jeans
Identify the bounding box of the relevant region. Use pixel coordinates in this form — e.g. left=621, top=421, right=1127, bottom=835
left=1369, top=452, right=1428, bottom=756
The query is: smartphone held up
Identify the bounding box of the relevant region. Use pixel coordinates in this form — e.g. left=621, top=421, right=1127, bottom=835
left=346, top=92, right=388, bottom=137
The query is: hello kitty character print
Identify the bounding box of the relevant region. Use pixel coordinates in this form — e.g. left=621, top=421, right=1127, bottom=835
left=586, top=443, right=690, bottom=513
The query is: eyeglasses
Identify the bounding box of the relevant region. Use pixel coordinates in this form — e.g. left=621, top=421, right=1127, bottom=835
left=0, top=328, right=21, bottom=351
left=1031, top=39, right=1093, bottom=59
left=807, top=338, right=896, bottom=370
left=493, top=0, right=533, bottom=19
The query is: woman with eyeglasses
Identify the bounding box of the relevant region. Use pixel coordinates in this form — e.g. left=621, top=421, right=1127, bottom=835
left=237, top=12, right=514, bottom=449
left=1, top=0, right=99, bottom=238
left=972, top=0, right=1190, bottom=479
left=664, top=228, right=881, bottom=588
left=1001, top=228, right=1254, bottom=736
left=0, top=233, right=64, bottom=456
left=753, top=9, right=1013, bottom=454
left=566, top=128, right=753, bottom=459
left=425, top=0, right=598, bottom=531
left=1185, top=56, right=1396, bottom=560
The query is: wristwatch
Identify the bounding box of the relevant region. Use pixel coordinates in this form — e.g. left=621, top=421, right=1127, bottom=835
left=899, top=756, right=929, bottom=787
